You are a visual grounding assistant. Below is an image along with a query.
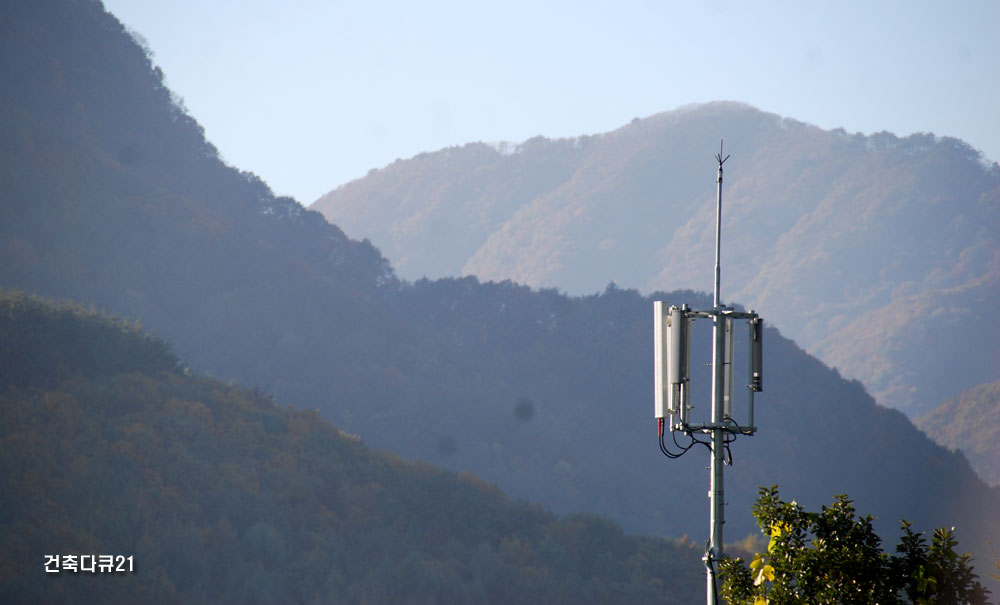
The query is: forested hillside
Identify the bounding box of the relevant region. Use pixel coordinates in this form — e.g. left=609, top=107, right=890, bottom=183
left=386, top=278, right=999, bottom=546
left=0, top=290, right=704, bottom=603
left=917, top=380, right=1000, bottom=486
left=1, top=0, right=997, bottom=589
left=314, top=103, right=1000, bottom=418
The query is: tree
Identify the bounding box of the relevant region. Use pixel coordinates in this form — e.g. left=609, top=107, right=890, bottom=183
left=718, top=486, right=990, bottom=604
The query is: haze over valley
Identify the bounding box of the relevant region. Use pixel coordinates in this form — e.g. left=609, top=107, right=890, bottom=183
left=2, top=1, right=998, bottom=601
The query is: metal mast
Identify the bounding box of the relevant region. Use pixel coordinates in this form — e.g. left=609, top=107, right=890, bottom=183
left=707, top=142, right=730, bottom=604
left=652, top=141, right=763, bottom=605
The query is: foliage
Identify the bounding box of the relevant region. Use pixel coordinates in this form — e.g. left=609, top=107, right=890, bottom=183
left=0, top=0, right=997, bottom=586
left=0, top=296, right=703, bottom=603
left=719, top=486, right=990, bottom=604
left=916, top=380, right=1000, bottom=487
left=0, top=288, right=181, bottom=386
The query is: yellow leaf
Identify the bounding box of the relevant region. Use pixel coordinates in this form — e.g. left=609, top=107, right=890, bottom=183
left=755, top=563, right=775, bottom=586
left=763, top=564, right=775, bottom=582
left=754, top=597, right=768, bottom=605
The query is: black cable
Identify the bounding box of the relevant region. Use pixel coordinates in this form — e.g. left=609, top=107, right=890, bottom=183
left=659, top=424, right=711, bottom=459
left=677, top=428, right=712, bottom=454
left=659, top=420, right=740, bottom=466
left=723, top=415, right=754, bottom=437
left=683, top=429, right=709, bottom=447
left=659, top=428, right=686, bottom=458
left=658, top=432, right=676, bottom=458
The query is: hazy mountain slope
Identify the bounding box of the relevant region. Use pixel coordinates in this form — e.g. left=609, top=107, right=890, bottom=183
left=2, top=0, right=997, bottom=581
left=0, top=290, right=704, bottom=604
left=389, top=280, right=999, bottom=549
left=916, top=380, right=1000, bottom=487
left=1, top=0, right=460, bottom=410
left=315, top=138, right=590, bottom=279
left=314, top=103, right=1000, bottom=417
left=813, top=273, right=1000, bottom=416
left=0, top=0, right=544, bottom=500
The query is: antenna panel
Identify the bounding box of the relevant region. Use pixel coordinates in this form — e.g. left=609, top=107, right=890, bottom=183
left=667, top=307, right=687, bottom=386
left=668, top=306, right=690, bottom=424
left=723, top=317, right=734, bottom=419
left=750, top=318, right=763, bottom=392
left=653, top=301, right=669, bottom=419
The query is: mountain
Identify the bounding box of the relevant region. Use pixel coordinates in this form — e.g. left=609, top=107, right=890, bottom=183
left=313, top=103, right=1000, bottom=418
left=385, top=279, right=999, bottom=548
left=0, top=289, right=704, bottom=603
left=916, top=380, right=1000, bottom=487
left=1, top=0, right=998, bottom=586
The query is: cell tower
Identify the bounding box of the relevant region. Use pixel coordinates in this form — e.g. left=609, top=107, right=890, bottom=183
left=653, top=142, right=763, bottom=605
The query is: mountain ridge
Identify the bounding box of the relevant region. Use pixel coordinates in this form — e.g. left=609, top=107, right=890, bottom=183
left=313, top=102, right=1000, bottom=417
left=916, top=379, right=1000, bottom=487
left=0, top=289, right=705, bottom=603
left=2, top=0, right=997, bottom=590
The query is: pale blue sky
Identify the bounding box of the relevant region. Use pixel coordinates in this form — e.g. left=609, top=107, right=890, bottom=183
left=102, top=0, right=999, bottom=206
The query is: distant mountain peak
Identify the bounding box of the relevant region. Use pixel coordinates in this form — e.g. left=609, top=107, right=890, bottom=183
left=313, top=104, right=1000, bottom=417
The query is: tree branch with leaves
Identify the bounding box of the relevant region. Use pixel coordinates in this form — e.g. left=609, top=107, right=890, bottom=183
left=719, top=486, right=990, bottom=604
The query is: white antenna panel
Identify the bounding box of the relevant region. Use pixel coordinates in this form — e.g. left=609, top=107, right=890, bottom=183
left=653, top=301, right=669, bottom=419
left=723, top=317, right=734, bottom=419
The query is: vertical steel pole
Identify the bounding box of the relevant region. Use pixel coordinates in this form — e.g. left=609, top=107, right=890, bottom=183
left=713, top=152, right=723, bottom=313
left=707, top=144, right=728, bottom=605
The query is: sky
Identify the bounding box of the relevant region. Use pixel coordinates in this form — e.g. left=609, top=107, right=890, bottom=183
left=102, top=0, right=1000, bottom=206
